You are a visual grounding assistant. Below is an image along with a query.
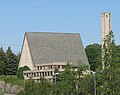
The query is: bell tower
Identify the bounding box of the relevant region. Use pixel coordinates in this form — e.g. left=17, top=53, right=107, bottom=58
left=101, top=12, right=111, bottom=47
left=101, top=12, right=111, bottom=69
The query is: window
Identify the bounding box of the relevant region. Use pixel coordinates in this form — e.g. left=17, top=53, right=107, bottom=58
left=45, top=72, right=47, bottom=76
left=58, top=65, right=60, bottom=69
left=37, top=67, right=39, bottom=70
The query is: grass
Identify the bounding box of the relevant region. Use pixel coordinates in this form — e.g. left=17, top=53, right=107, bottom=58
left=0, top=75, right=24, bottom=87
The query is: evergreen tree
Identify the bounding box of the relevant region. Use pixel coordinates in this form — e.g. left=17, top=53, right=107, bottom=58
left=3, top=47, right=18, bottom=75
left=0, top=47, right=6, bottom=75
left=0, top=47, right=5, bottom=60
left=0, top=61, right=5, bottom=75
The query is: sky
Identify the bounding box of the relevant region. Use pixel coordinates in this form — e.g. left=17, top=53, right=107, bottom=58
left=0, top=0, right=120, bottom=53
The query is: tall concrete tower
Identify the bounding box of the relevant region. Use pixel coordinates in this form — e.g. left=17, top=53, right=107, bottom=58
left=101, top=12, right=111, bottom=69
left=101, top=12, right=111, bottom=46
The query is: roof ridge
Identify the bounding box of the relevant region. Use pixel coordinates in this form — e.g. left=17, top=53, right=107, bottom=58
left=25, top=32, right=80, bottom=35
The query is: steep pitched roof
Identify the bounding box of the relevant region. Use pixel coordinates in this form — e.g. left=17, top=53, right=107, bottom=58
left=25, top=32, right=89, bottom=65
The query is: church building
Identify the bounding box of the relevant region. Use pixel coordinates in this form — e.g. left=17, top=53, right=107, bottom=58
left=18, top=32, right=89, bottom=81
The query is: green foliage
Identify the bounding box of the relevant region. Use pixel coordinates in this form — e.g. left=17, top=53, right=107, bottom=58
left=38, top=77, right=51, bottom=95
left=76, top=64, right=94, bottom=95
left=52, top=62, right=93, bottom=95
left=85, top=43, right=102, bottom=71
left=0, top=47, right=19, bottom=75
left=24, top=78, right=36, bottom=95
left=0, top=47, right=5, bottom=75
left=77, top=74, right=94, bottom=95
left=0, top=91, right=4, bottom=95
left=17, top=66, right=30, bottom=79
left=19, top=62, right=94, bottom=95
left=16, top=91, right=24, bottom=95
left=58, top=63, right=77, bottom=95
left=4, top=47, right=18, bottom=75
left=96, top=65, right=120, bottom=95
left=0, top=61, right=5, bottom=75
left=0, top=75, right=24, bottom=86
left=97, top=31, right=120, bottom=94
left=102, top=31, right=115, bottom=69
left=23, top=77, right=51, bottom=95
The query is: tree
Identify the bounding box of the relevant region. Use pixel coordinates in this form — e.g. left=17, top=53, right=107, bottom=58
left=114, top=45, right=120, bottom=63
left=0, top=47, right=6, bottom=75
left=0, top=61, right=5, bottom=75
left=17, top=66, right=30, bottom=79
left=76, top=63, right=94, bottom=95
left=23, top=77, right=51, bottom=95
left=38, top=77, right=51, bottom=95
left=0, top=47, right=20, bottom=75
left=0, top=47, right=5, bottom=61
left=24, top=78, right=36, bottom=95
left=3, top=47, right=18, bottom=75
left=97, top=31, right=120, bottom=94
left=57, top=63, right=77, bottom=95
left=85, top=44, right=101, bottom=71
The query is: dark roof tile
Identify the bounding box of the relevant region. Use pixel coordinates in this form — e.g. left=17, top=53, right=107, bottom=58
left=25, top=32, right=89, bottom=65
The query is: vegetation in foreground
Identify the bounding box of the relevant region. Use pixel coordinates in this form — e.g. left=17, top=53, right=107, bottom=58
left=0, top=75, right=24, bottom=87
left=17, top=63, right=94, bottom=95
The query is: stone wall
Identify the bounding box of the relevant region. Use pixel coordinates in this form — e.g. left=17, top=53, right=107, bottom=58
left=0, top=81, right=23, bottom=95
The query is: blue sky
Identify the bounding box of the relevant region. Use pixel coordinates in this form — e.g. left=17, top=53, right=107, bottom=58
left=0, top=0, right=120, bottom=53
